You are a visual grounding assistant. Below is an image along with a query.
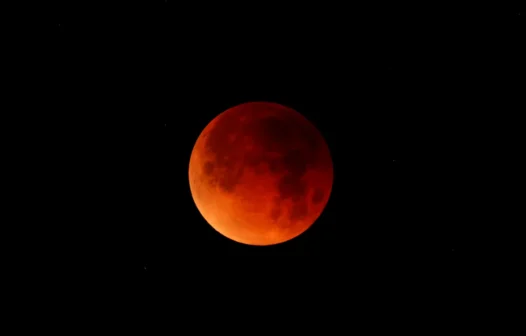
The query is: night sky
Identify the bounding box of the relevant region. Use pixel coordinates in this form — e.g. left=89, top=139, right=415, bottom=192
left=42, top=4, right=522, bottom=280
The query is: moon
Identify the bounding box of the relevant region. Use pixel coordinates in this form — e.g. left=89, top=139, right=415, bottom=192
left=189, top=102, right=333, bottom=246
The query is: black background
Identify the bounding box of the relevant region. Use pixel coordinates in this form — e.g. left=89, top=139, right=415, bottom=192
left=34, top=3, right=523, bottom=286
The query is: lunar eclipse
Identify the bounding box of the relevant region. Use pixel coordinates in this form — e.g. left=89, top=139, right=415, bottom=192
left=189, top=102, right=333, bottom=246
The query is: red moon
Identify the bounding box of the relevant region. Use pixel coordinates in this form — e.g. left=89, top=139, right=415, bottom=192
left=189, top=102, right=333, bottom=246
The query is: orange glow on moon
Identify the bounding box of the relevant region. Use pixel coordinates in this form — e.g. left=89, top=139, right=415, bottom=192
left=188, top=102, right=333, bottom=246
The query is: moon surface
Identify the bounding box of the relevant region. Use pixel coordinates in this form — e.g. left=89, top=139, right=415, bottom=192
left=189, top=102, right=333, bottom=246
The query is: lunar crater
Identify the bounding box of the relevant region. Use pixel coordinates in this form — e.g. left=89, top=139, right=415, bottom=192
left=311, top=188, right=325, bottom=205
